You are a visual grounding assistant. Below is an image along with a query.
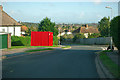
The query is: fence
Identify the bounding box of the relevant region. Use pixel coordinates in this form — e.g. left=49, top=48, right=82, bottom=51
left=64, top=37, right=112, bottom=45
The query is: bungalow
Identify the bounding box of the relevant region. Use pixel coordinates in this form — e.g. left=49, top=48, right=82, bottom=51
left=72, top=24, right=99, bottom=38
left=0, top=5, right=22, bottom=36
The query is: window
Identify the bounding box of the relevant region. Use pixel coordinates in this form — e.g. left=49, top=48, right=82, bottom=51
left=2, top=29, right=5, bottom=32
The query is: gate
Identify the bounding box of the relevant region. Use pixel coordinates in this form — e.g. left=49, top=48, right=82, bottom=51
left=0, top=34, right=8, bottom=49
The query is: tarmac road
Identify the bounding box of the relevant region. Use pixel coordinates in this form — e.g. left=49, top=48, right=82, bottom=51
left=2, top=45, right=101, bottom=78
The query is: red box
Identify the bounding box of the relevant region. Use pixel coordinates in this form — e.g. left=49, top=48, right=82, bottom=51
left=31, top=31, right=53, bottom=46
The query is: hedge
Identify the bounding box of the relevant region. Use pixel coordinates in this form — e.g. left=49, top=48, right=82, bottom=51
left=11, top=36, right=31, bottom=46
left=110, top=16, right=120, bottom=52
left=11, top=36, right=58, bottom=46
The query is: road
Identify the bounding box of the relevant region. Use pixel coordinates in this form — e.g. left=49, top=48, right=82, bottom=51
left=2, top=45, right=101, bottom=78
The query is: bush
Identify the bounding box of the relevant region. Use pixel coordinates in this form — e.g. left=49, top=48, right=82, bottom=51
left=60, top=36, right=65, bottom=42
left=73, top=33, right=85, bottom=42
left=88, top=33, right=101, bottom=38
left=61, top=34, right=74, bottom=40
left=110, top=16, right=120, bottom=52
left=67, top=34, right=74, bottom=39
left=53, top=36, right=58, bottom=45
left=11, top=36, right=31, bottom=46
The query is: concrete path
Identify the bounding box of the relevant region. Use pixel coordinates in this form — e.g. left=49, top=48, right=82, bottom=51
left=2, top=45, right=101, bottom=78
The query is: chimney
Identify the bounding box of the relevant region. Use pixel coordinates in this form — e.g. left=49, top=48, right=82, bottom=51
left=0, top=5, right=3, bottom=11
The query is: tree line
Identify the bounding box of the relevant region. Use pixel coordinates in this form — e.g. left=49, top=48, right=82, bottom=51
left=98, top=16, right=120, bottom=52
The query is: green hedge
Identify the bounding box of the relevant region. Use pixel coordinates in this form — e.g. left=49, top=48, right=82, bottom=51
left=53, top=36, right=58, bottom=45
left=11, top=36, right=31, bottom=46
left=11, top=36, right=58, bottom=46
left=110, top=16, right=120, bottom=52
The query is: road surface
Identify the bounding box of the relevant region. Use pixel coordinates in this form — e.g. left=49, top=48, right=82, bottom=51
left=2, top=45, right=101, bottom=78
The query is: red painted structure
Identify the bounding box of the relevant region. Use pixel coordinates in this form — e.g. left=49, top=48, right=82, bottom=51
left=31, top=31, right=53, bottom=46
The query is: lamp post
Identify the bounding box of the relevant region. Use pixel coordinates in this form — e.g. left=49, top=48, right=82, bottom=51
left=105, top=6, right=112, bottom=19
left=105, top=6, right=113, bottom=50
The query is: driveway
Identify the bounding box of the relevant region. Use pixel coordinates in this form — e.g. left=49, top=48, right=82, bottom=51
left=2, top=45, right=101, bottom=78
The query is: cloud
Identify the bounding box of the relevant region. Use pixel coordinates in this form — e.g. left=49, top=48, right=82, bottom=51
left=92, top=0, right=102, bottom=4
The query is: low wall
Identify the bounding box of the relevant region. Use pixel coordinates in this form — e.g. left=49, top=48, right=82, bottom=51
left=64, top=37, right=112, bottom=45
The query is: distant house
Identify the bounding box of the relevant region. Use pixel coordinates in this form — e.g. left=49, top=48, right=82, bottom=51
left=60, top=31, right=72, bottom=36
left=57, top=29, right=72, bottom=37
left=72, top=24, right=99, bottom=38
left=21, top=26, right=28, bottom=36
left=0, top=5, right=22, bottom=36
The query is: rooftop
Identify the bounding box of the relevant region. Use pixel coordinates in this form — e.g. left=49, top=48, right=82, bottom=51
left=0, top=5, right=22, bottom=26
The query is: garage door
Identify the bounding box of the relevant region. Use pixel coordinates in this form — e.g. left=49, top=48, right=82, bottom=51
left=0, top=34, right=8, bottom=49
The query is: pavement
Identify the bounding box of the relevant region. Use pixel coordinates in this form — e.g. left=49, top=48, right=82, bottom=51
left=2, top=45, right=100, bottom=78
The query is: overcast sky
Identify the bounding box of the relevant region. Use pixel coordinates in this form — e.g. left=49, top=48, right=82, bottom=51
left=0, top=1, right=119, bottom=24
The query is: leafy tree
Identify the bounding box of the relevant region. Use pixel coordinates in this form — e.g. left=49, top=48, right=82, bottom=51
left=110, top=16, right=120, bottom=52
left=61, top=34, right=74, bottom=40
left=88, top=33, right=101, bottom=38
left=72, top=26, right=78, bottom=29
left=98, top=17, right=110, bottom=37
left=38, top=17, right=58, bottom=36
left=73, top=33, right=85, bottom=42
left=26, top=26, right=38, bottom=36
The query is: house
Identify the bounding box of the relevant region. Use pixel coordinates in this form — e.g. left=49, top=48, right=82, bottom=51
left=0, top=5, right=22, bottom=36
left=72, top=24, right=99, bottom=38
left=57, top=29, right=72, bottom=37
left=21, top=25, right=28, bottom=36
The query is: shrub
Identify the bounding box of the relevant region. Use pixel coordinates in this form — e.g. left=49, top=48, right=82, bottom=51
left=60, top=36, right=65, bottom=42
left=73, top=33, right=85, bottom=42
left=110, top=16, right=120, bottom=52
left=11, top=36, right=31, bottom=46
left=88, top=33, right=101, bottom=38
left=61, top=34, right=74, bottom=40
left=53, top=36, right=58, bottom=45
left=67, top=34, right=74, bottom=39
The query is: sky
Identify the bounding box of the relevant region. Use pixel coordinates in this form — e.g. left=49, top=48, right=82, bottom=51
left=0, top=1, right=119, bottom=24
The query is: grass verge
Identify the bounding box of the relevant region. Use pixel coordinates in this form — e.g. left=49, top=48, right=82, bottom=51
left=62, top=46, right=71, bottom=49
left=25, top=48, right=54, bottom=52
left=9, top=45, right=60, bottom=49
left=99, top=51, right=120, bottom=78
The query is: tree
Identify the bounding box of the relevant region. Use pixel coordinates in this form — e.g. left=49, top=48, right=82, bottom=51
left=73, top=33, right=85, bottom=42
left=110, top=16, right=120, bottom=52
left=38, top=17, right=58, bottom=36
left=88, top=33, right=101, bottom=38
left=26, top=26, right=38, bottom=36
left=98, top=17, right=110, bottom=37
